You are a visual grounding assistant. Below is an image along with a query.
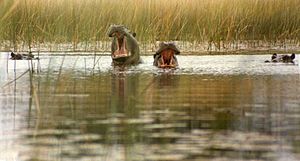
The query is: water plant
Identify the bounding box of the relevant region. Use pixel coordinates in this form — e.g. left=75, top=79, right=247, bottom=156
left=0, top=0, right=299, bottom=52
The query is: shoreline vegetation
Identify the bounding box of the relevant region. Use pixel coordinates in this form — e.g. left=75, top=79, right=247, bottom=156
left=0, top=0, right=299, bottom=53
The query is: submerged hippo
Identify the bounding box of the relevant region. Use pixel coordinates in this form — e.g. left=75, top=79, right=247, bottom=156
left=153, top=42, right=180, bottom=68
left=107, top=25, right=141, bottom=66
left=265, top=53, right=295, bottom=63
left=10, top=52, right=37, bottom=60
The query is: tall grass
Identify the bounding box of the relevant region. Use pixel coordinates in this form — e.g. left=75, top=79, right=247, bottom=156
left=0, top=0, right=299, bottom=51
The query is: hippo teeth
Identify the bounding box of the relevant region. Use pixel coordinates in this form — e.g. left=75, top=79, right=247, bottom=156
left=113, top=50, right=128, bottom=58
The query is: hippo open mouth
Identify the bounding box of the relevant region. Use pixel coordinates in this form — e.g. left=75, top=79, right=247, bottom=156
left=111, top=32, right=130, bottom=60
left=158, top=49, right=177, bottom=68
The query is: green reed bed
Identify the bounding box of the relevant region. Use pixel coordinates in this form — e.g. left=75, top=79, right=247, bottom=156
left=0, top=0, right=299, bottom=52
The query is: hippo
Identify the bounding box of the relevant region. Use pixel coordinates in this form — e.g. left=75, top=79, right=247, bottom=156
left=10, top=52, right=37, bottom=60
left=265, top=53, right=295, bottom=63
left=281, top=53, right=296, bottom=63
left=107, top=25, right=141, bottom=66
left=153, top=42, right=180, bottom=68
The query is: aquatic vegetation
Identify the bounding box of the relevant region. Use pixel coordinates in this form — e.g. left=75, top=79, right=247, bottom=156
left=0, top=0, right=299, bottom=51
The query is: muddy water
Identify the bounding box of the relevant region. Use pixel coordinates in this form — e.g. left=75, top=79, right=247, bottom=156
left=1, top=53, right=300, bottom=161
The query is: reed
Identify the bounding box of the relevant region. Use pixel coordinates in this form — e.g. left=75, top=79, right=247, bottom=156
left=0, top=0, right=299, bottom=51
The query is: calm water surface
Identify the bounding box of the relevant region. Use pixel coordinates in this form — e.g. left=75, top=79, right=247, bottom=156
left=1, top=53, right=300, bottom=161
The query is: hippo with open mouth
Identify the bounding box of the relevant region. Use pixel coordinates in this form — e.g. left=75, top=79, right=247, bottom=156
left=153, top=42, right=180, bottom=68
left=265, top=53, right=295, bottom=63
left=107, top=25, right=141, bottom=66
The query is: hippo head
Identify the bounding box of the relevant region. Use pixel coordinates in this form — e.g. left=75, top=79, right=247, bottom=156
left=107, top=25, right=140, bottom=65
left=271, top=53, right=277, bottom=60
left=153, top=42, right=180, bottom=68
left=282, top=53, right=296, bottom=63
left=291, top=53, right=295, bottom=60
left=268, top=53, right=296, bottom=63
left=10, top=52, right=23, bottom=60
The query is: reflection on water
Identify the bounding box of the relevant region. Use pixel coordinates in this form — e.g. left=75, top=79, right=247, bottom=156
left=0, top=54, right=300, bottom=161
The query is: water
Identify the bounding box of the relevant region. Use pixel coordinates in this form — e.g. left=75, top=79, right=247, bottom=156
left=1, top=53, right=300, bottom=161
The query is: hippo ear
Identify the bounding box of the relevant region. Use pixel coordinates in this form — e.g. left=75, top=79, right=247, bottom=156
left=132, top=32, right=136, bottom=37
